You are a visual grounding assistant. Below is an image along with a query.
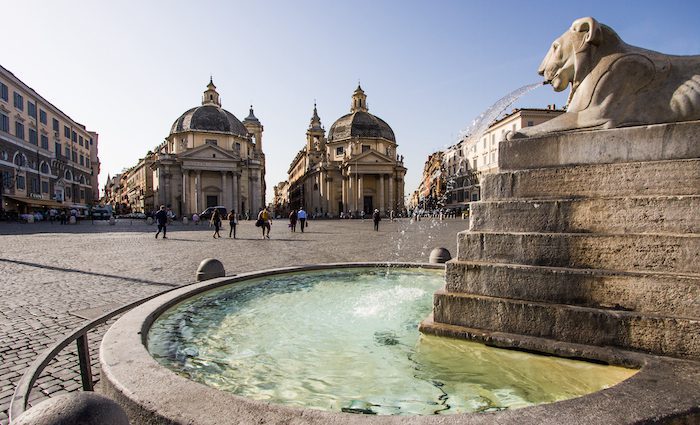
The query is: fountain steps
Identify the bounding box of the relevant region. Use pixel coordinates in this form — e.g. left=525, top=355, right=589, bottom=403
left=456, top=231, right=700, bottom=274
left=445, top=261, right=700, bottom=318
left=429, top=290, right=700, bottom=360
left=481, top=158, right=700, bottom=201
left=425, top=123, right=700, bottom=361
left=470, top=196, right=700, bottom=234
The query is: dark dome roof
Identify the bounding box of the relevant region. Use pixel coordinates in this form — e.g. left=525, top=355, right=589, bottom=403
left=328, top=111, right=395, bottom=142
left=170, top=105, right=248, bottom=137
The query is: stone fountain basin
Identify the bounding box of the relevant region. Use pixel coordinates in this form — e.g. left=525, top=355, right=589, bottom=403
left=100, top=263, right=700, bottom=424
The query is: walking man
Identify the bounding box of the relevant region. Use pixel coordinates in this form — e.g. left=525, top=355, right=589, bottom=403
left=155, top=205, right=168, bottom=239
left=227, top=210, right=237, bottom=238
left=372, top=208, right=381, bottom=231
left=297, top=207, right=307, bottom=233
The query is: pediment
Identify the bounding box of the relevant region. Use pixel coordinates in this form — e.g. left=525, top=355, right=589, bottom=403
left=349, top=149, right=394, bottom=164
left=179, top=143, right=236, bottom=160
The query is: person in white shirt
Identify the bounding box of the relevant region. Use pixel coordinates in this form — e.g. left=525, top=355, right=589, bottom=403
left=297, top=207, right=307, bottom=233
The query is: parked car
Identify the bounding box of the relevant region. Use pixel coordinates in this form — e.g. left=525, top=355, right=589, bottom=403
left=199, top=206, right=227, bottom=221
left=91, top=208, right=112, bottom=220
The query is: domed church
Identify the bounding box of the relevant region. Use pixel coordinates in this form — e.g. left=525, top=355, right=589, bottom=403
left=151, top=79, right=265, bottom=217
left=287, top=85, right=406, bottom=217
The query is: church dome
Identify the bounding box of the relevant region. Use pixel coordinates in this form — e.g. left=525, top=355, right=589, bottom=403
left=327, top=85, right=395, bottom=142
left=170, top=79, right=249, bottom=137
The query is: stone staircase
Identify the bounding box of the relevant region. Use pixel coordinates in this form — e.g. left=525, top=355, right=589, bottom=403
left=421, top=122, right=700, bottom=361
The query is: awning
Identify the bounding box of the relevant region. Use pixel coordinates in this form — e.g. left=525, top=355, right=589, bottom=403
left=3, top=195, right=66, bottom=208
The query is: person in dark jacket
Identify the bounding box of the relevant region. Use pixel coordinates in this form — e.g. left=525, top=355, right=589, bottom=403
left=155, top=205, right=168, bottom=239
left=211, top=209, right=222, bottom=238
left=289, top=210, right=298, bottom=232
left=227, top=210, right=237, bottom=238
left=372, top=209, right=381, bottom=231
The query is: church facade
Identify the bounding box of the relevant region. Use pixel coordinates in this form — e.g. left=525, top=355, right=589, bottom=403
left=151, top=80, right=265, bottom=217
left=287, top=86, right=406, bottom=217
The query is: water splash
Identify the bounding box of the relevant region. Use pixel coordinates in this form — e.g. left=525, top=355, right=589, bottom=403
left=456, top=82, right=544, bottom=147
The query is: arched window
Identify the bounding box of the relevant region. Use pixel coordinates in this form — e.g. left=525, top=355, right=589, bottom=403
left=40, top=161, right=50, bottom=174
left=79, top=175, right=86, bottom=184
left=13, top=152, right=24, bottom=167
left=65, top=170, right=73, bottom=181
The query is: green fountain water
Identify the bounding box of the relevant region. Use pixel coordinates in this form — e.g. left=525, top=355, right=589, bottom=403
left=148, top=267, right=635, bottom=416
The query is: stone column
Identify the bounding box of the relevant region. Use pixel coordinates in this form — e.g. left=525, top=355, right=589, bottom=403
left=195, top=170, right=202, bottom=213
left=388, top=173, right=394, bottom=212
left=341, top=176, right=347, bottom=213
left=357, top=175, right=363, bottom=213
left=221, top=171, right=227, bottom=208
left=232, top=172, right=239, bottom=214
left=182, top=171, right=188, bottom=215
left=379, top=174, right=385, bottom=213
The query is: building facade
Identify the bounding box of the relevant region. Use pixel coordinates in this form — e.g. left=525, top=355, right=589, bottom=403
left=0, top=65, right=99, bottom=215
left=272, top=180, right=290, bottom=217
left=150, top=80, right=265, bottom=218
left=287, top=86, right=406, bottom=217
left=125, top=154, right=155, bottom=213
left=413, top=151, right=445, bottom=211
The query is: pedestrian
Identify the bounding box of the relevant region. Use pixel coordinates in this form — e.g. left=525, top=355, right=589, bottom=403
left=227, top=210, right=237, bottom=238
left=59, top=210, right=67, bottom=225
left=289, top=209, right=298, bottom=232
left=154, top=205, right=168, bottom=239
left=373, top=208, right=381, bottom=231
left=298, top=207, right=307, bottom=233
left=192, top=213, right=200, bottom=225
left=211, top=209, right=222, bottom=238
left=257, top=207, right=271, bottom=239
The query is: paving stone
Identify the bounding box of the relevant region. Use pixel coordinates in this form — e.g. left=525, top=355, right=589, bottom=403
left=0, top=218, right=460, bottom=419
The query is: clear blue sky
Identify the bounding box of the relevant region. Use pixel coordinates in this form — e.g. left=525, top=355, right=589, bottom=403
left=4, top=1, right=700, bottom=202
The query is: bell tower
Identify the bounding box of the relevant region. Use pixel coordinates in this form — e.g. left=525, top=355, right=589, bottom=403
left=202, top=77, right=221, bottom=107
left=306, top=102, right=325, bottom=152
left=350, top=84, right=368, bottom=113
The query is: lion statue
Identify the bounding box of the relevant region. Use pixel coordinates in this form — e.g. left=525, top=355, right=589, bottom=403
left=509, top=17, right=700, bottom=139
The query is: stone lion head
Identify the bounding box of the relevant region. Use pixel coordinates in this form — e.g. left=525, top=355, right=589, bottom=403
left=538, top=17, right=615, bottom=103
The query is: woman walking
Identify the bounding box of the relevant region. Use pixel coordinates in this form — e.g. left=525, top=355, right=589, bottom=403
left=289, top=209, right=297, bottom=232
left=257, top=207, right=271, bottom=239
left=211, top=209, right=222, bottom=238
left=227, top=210, right=238, bottom=238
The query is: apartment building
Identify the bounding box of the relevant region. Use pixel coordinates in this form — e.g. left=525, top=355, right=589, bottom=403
left=0, top=64, right=99, bottom=215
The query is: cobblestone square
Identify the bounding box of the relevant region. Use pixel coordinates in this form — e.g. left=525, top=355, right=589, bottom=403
left=0, top=218, right=464, bottom=423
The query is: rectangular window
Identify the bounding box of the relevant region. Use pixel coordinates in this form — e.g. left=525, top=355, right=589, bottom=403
left=234, top=142, right=240, bottom=152
left=53, top=118, right=59, bottom=131
left=42, top=180, right=49, bottom=193
left=472, top=158, right=477, bottom=169
left=29, top=176, right=39, bottom=193
left=527, top=121, right=534, bottom=127
left=86, top=158, right=90, bottom=168
left=491, top=152, right=496, bottom=163
left=361, top=145, right=370, bottom=153
left=64, top=125, right=70, bottom=139
left=27, top=101, right=36, bottom=118
left=65, top=186, right=71, bottom=198
left=0, top=113, right=8, bottom=132
left=0, top=82, right=7, bottom=101
left=80, top=189, right=85, bottom=200
left=482, top=154, right=488, bottom=165
left=16, top=175, right=25, bottom=190
left=55, top=142, right=61, bottom=157
left=79, top=135, right=83, bottom=146
left=28, top=128, right=37, bottom=145
left=72, top=131, right=77, bottom=142
left=336, top=146, right=344, bottom=155
left=205, top=139, right=217, bottom=145
left=79, top=154, right=84, bottom=165
left=65, top=146, right=70, bottom=158
left=39, top=109, right=47, bottom=124
left=41, top=134, right=49, bottom=149
left=71, top=151, right=77, bottom=162
left=13, top=92, right=23, bottom=110
left=15, top=121, right=24, bottom=139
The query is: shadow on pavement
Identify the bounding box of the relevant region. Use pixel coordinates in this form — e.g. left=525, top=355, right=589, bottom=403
left=0, top=258, right=179, bottom=287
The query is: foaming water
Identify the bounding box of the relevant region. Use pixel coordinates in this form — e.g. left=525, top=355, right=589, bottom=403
left=148, top=268, right=635, bottom=416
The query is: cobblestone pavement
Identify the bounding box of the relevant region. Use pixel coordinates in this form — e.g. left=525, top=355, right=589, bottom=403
left=0, top=217, right=466, bottom=423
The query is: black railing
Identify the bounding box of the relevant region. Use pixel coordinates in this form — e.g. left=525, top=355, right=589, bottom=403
left=8, top=285, right=185, bottom=422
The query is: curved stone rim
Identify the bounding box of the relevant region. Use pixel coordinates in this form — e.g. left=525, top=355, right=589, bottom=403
left=100, top=262, right=700, bottom=425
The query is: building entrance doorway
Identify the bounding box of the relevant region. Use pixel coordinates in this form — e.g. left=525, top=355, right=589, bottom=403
left=363, top=196, right=373, bottom=215
left=206, top=195, right=218, bottom=208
